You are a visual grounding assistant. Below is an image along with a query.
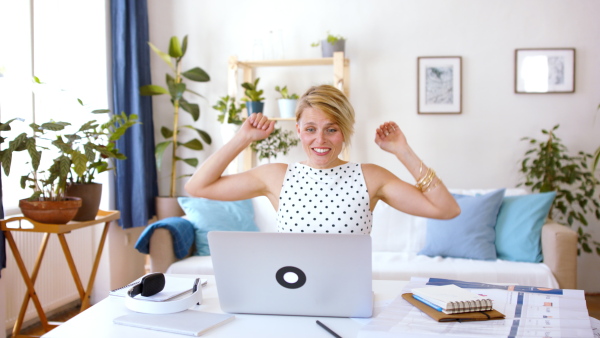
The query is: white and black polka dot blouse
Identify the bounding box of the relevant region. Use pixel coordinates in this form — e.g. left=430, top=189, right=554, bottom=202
left=277, top=162, right=373, bottom=234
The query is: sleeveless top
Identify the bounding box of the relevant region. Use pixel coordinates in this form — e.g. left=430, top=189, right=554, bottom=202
left=277, top=162, right=373, bottom=234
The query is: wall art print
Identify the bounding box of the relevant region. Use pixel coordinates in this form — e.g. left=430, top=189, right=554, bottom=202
left=418, top=56, right=462, bottom=114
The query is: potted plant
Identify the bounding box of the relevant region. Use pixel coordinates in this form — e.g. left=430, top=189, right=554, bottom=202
left=241, top=78, right=265, bottom=115
left=250, top=126, right=299, bottom=164
left=518, top=124, right=600, bottom=255
left=140, top=35, right=212, bottom=219
left=213, top=95, right=245, bottom=143
left=0, top=118, right=82, bottom=224
left=275, top=85, right=298, bottom=119
left=311, top=32, right=345, bottom=58
left=63, top=110, right=139, bottom=221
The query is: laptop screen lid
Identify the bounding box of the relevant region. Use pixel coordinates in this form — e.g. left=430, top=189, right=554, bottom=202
left=207, top=231, right=373, bottom=318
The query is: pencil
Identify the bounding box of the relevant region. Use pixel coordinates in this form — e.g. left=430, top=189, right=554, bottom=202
left=316, top=320, right=342, bottom=338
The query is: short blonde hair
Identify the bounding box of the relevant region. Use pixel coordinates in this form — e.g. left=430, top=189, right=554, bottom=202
left=295, top=85, right=355, bottom=147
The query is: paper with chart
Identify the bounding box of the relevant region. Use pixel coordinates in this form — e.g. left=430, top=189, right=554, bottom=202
left=359, top=277, right=594, bottom=338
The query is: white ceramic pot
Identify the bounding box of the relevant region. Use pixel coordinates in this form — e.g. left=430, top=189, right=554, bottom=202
left=278, top=99, right=297, bottom=119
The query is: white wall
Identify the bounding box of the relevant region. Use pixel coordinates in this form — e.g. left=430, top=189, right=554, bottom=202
left=147, top=0, right=600, bottom=292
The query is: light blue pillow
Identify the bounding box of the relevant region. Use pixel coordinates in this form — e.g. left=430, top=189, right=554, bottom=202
left=418, top=189, right=506, bottom=261
left=495, top=191, right=556, bottom=263
left=178, top=197, right=259, bottom=256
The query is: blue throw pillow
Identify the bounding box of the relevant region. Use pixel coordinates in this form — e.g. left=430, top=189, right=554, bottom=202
left=418, top=189, right=506, bottom=261
left=495, top=191, right=556, bottom=263
left=178, top=197, right=259, bottom=256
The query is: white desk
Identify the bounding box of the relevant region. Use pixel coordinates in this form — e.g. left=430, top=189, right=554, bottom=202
left=42, top=275, right=407, bottom=338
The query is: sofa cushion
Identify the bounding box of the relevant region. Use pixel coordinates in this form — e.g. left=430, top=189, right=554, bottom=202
left=178, top=197, right=259, bottom=256
left=495, top=191, right=556, bottom=263
left=418, top=189, right=505, bottom=260
left=371, top=201, right=427, bottom=254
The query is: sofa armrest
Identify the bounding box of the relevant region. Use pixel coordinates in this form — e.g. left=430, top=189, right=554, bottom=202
left=148, top=228, right=179, bottom=273
left=541, top=221, right=578, bottom=289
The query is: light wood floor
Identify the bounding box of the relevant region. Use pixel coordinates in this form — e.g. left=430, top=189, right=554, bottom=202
left=13, top=294, right=600, bottom=337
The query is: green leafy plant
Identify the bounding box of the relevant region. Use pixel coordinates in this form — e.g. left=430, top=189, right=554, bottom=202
left=592, top=103, right=600, bottom=176
left=1, top=118, right=73, bottom=201
left=62, top=111, right=139, bottom=184
left=250, top=126, right=299, bottom=162
left=518, top=124, right=600, bottom=255
left=140, top=35, right=212, bottom=197
left=213, top=95, right=245, bottom=125
left=275, top=86, right=299, bottom=100
left=241, top=78, right=265, bottom=102
left=311, top=32, right=345, bottom=47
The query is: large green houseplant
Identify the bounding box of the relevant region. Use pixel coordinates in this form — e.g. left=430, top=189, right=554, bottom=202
left=518, top=125, right=600, bottom=255
left=0, top=118, right=81, bottom=223
left=140, top=35, right=212, bottom=202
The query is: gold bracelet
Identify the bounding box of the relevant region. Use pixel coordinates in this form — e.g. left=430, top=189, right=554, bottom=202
left=423, top=177, right=442, bottom=193
left=416, top=168, right=437, bottom=192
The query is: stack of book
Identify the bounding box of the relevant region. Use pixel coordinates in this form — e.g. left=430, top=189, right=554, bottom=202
left=404, top=284, right=504, bottom=322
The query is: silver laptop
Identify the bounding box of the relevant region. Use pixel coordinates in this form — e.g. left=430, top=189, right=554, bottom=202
left=207, top=231, right=373, bottom=318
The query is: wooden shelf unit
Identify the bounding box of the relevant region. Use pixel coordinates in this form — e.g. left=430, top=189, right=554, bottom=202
left=227, top=52, right=350, bottom=170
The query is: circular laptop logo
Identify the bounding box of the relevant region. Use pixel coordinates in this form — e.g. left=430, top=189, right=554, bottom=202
left=275, top=266, right=306, bottom=289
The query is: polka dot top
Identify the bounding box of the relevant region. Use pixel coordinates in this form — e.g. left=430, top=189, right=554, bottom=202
left=277, top=162, right=373, bottom=234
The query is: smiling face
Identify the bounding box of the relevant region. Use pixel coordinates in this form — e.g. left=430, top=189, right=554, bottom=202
left=296, top=107, right=346, bottom=169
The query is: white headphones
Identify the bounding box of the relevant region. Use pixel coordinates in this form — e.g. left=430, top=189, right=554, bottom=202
left=124, top=273, right=203, bottom=314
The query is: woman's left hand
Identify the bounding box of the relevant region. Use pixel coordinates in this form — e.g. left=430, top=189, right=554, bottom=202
left=374, top=122, right=408, bottom=155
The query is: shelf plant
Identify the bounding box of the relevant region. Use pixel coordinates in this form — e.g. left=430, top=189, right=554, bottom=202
left=241, top=78, right=265, bottom=115
left=518, top=124, right=600, bottom=255
left=311, top=32, right=346, bottom=57
left=275, top=85, right=298, bottom=119
left=213, top=95, right=245, bottom=125
left=140, top=35, right=212, bottom=198
left=250, top=126, right=299, bottom=163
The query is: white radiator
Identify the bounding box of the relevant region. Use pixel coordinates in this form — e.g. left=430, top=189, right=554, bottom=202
left=3, top=221, right=94, bottom=329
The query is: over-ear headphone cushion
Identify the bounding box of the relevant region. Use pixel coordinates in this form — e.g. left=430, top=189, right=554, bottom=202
left=140, top=273, right=166, bottom=297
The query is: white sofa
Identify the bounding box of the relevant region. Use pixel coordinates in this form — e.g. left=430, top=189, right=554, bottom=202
left=148, top=190, right=578, bottom=289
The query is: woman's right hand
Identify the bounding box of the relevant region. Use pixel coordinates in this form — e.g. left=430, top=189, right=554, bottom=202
left=238, top=113, right=276, bottom=142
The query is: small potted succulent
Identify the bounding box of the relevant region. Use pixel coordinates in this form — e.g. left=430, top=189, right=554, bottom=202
left=213, top=95, right=245, bottom=142
left=311, top=32, right=345, bottom=58
left=241, top=78, right=265, bottom=115
left=274, top=85, right=298, bottom=119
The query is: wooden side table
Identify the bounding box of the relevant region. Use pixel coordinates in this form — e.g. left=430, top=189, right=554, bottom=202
left=1, top=210, right=120, bottom=337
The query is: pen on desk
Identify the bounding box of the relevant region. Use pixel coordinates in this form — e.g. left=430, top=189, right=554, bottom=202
left=316, top=320, right=342, bottom=338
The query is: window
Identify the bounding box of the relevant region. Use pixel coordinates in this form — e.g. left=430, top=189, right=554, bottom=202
left=0, top=0, right=109, bottom=215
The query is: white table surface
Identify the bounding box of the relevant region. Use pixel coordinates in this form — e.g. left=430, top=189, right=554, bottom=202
left=42, top=275, right=407, bottom=338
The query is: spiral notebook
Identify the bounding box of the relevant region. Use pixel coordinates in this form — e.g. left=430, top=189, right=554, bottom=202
left=411, top=284, right=493, bottom=314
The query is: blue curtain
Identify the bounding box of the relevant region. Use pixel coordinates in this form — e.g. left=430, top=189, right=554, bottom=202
left=0, top=175, right=5, bottom=278
left=111, top=0, right=158, bottom=228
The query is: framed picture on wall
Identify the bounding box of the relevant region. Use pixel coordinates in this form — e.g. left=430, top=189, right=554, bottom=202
left=515, top=48, right=575, bottom=94
left=417, top=56, right=462, bottom=114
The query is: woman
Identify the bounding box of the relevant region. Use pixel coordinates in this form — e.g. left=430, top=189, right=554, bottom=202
left=185, top=85, right=460, bottom=234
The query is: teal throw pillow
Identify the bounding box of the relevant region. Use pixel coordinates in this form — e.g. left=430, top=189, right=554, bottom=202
left=418, top=189, right=506, bottom=261
left=495, top=191, right=556, bottom=263
left=178, top=197, right=259, bottom=256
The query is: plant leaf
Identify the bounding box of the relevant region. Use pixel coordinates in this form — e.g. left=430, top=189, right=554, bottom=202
left=148, top=42, right=173, bottom=68
left=168, top=36, right=183, bottom=58
left=154, top=141, right=172, bottom=171
left=182, top=67, right=210, bottom=82
left=180, top=99, right=200, bottom=121
left=182, top=126, right=212, bottom=144
left=140, top=84, right=168, bottom=96
left=161, top=127, right=173, bottom=139
left=181, top=157, right=198, bottom=168
left=180, top=138, right=203, bottom=150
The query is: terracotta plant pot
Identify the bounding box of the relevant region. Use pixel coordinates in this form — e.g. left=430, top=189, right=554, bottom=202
left=19, top=197, right=82, bottom=224
left=66, top=183, right=103, bottom=221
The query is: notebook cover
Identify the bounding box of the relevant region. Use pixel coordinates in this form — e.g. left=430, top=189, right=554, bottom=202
left=402, top=293, right=505, bottom=322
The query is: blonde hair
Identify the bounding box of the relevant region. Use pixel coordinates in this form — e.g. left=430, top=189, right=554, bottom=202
left=295, top=85, right=355, bottom=147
